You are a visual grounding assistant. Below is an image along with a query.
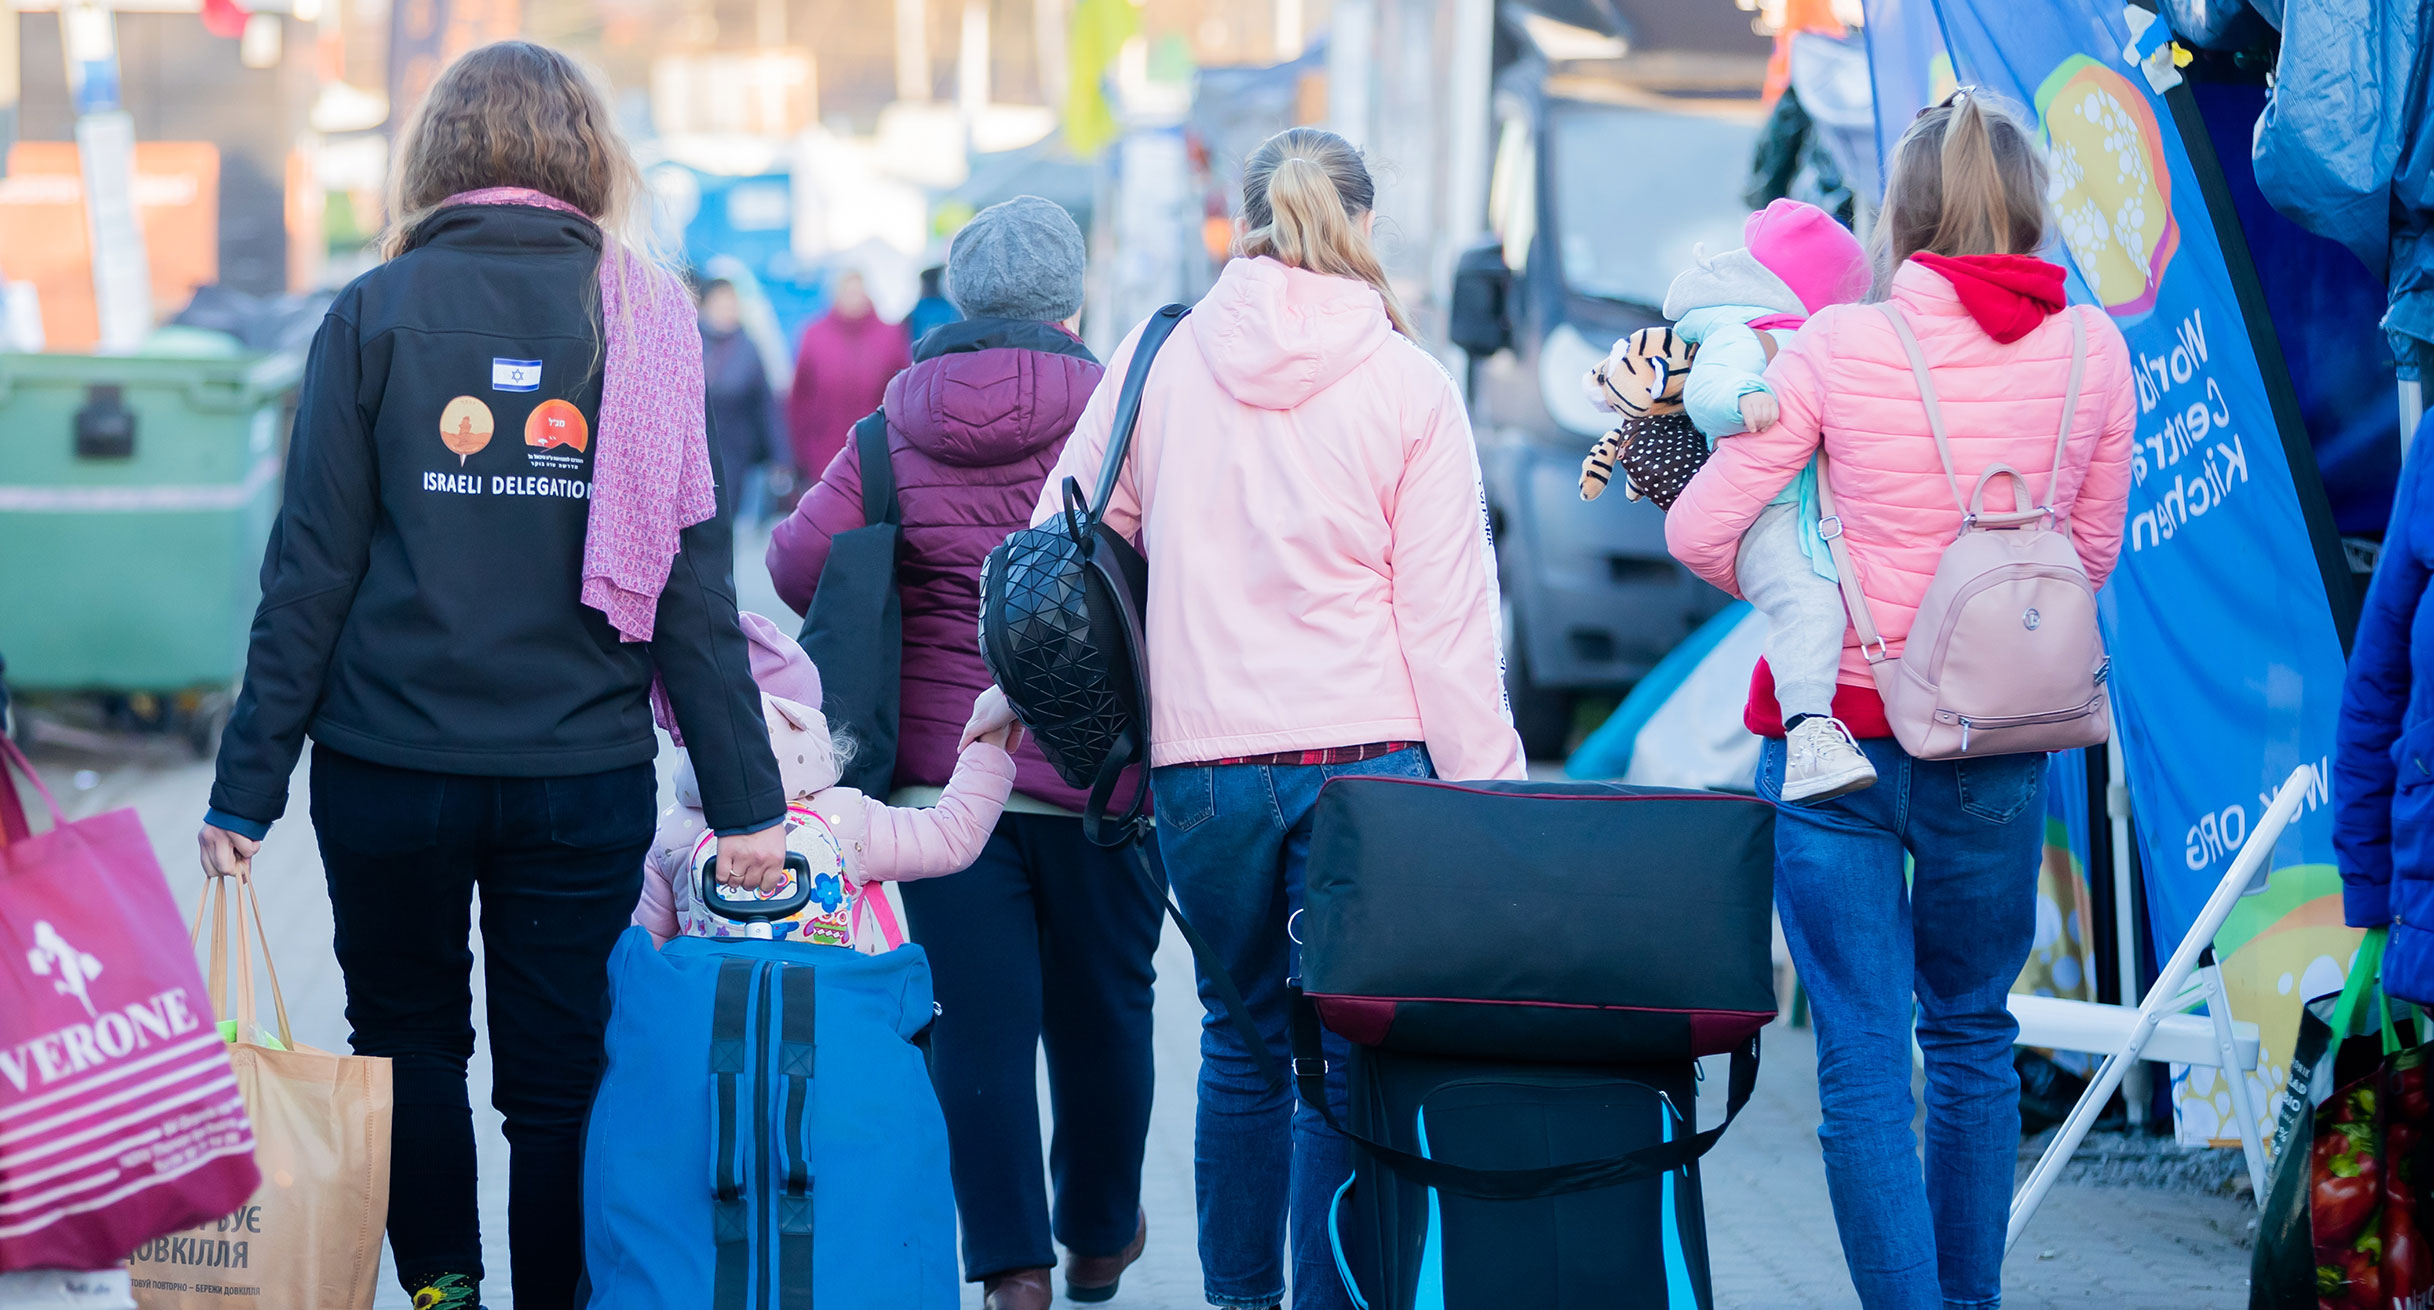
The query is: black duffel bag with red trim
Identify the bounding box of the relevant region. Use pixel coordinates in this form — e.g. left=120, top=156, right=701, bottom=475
left=1300, top=777, right=1777, bottom=1066
left=1290, top=777, right=1778, bottom=1310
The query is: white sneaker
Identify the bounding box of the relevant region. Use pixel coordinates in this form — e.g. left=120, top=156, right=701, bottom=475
left=1782, top=717, right=1878, bottom=804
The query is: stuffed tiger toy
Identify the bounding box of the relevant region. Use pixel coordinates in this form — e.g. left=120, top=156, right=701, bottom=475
left=1579, top=326, right=1701, bottom=505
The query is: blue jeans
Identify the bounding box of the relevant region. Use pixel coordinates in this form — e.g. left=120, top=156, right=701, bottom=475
left=1153, top=747, right=1434, bottom=1310
left=1759, top=736, right=2044, bottom=1310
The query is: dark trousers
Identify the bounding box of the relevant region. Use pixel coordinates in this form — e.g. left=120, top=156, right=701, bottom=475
left=898, top=812, right=1163, bottom=1281
left=309, top=745, right=653, bottom=1310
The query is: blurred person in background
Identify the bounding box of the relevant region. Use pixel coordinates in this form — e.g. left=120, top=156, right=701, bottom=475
left=767, top=197, right=1158, bottom=1310
left=699, top=276, right=782, bottom=526
left=906, top=263, right=961, bottom=350
left=787, top=268, right=908, bottom=488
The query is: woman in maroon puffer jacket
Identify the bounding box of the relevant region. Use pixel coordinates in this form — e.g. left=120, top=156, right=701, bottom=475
left=765, top=197, right=1161, bottom=1310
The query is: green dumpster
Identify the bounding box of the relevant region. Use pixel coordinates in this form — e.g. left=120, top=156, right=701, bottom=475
left=0, top=350, right=304, bottom=695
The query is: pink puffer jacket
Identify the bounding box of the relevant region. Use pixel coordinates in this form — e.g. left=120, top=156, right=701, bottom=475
left=1667, top=260, right=2138, bottom=690
left=1033, top=258, right=1526, bottom=780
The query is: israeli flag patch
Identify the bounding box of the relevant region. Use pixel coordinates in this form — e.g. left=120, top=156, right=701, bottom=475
left=492, top=358, right=542, bottom=392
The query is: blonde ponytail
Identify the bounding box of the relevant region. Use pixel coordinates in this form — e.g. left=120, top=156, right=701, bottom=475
left=1876, top=90, right=2051, bottom=274
left=1238, top=127, right=1416, bottom=338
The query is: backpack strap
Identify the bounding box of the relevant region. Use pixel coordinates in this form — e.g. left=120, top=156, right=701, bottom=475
left=1812, top=457, right=1894, bottom=672
left=853, top=410, right=898, bottom=528
left=1876, top=304, right=1968, bottom=514
left=1290, top=988, right=1759, bottom=1200
left=1067, top=304, right=1192, bottom=543
left=2045, top=311, right=2089, bottom=513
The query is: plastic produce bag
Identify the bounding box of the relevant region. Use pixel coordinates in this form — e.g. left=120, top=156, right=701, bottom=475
left=2251, top=929, right=2434, bottom=1309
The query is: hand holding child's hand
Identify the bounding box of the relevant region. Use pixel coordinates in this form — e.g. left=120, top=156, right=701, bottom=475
left=1740, top=392, right=1780, bottom=432
left=962, top=686, right=1024, bottom=754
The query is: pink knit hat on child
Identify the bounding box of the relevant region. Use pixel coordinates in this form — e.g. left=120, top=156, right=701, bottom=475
left=653, top=612, right=823, bottom=744
left=1744, top=199, right=1872, bottom=314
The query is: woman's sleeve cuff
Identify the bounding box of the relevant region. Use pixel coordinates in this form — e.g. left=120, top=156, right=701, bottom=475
left=204, top=808, right=271, bottom=841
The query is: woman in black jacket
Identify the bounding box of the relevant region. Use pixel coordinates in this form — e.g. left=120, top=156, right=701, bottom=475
left=194, top=42, right=785, bottom=1310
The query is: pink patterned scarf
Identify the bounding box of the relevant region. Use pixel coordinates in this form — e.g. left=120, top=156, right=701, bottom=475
left=439, top=187, right=716, bottom=642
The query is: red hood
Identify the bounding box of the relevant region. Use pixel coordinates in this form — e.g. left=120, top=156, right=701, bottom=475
left=1912, top=253, right=2068, bottom=344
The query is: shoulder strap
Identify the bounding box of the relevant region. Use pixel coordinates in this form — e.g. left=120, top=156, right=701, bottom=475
left=1291, top=989, right=1758, bottom=1200
left=1069, top=304, right=1192, bottom=541
left=853, top=410, right=898, bottom=528
left=1876, top=304, right=1967, bottom=514
left=1815, top=453, right=1894, bottom=673
left=2045, top=310, right=2089, bottom=511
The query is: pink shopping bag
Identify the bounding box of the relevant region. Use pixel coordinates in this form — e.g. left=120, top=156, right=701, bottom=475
left=0, top=735, right=259, bottom=1272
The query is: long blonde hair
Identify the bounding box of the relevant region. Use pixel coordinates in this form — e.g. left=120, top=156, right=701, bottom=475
left=382, top=41, right=656, bottom=263
left=1876, top=91, right=2051, bottom=276
left=1236, top=127, right=1415, bottom=338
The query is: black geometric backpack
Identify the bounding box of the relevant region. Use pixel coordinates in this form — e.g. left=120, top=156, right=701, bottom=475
left=978, top=304, right=1190, bottom=847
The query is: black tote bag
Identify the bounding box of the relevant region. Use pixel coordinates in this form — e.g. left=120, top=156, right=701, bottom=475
left=797, top=412, right=901, bottom=795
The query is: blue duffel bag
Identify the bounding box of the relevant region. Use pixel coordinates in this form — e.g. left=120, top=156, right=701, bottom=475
left=581, top=927, right=957, bottom=1309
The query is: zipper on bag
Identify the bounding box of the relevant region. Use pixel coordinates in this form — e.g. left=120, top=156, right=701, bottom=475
left=1941, top=693, right=2108, bottom=751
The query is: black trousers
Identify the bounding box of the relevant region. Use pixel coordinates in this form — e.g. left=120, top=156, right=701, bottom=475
left=309, top=745, right=652, bottom=1310
left=898, top=812, right=1164, bottom=1281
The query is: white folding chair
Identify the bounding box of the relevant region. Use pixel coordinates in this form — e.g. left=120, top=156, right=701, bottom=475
left=2004, top=763, right=2315, bottom=1253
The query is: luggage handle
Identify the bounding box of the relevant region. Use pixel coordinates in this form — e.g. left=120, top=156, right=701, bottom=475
left=698, top=850, right=819, bottom=922
left=188, top=853, right=297, bottom=1051
left=1289, top=988, right=1758, bottom=1201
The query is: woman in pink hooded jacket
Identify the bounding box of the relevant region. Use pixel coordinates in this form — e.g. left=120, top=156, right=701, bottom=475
left=1667, top=94, right=2135, bottom=1309
left=1023, top=128, right=1524, bottom=1310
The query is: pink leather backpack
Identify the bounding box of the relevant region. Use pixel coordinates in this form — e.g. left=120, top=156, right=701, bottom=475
left=1813, top=304, right=2111, bottom=759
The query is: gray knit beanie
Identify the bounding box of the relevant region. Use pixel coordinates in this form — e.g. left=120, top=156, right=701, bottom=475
left=945, top=196, right=1088, bottom=322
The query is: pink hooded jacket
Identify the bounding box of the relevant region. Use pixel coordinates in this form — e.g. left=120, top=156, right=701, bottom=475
left=1667, top=259, right=2138, bottom=691
left=1032, top=258, right=1526, bottom=780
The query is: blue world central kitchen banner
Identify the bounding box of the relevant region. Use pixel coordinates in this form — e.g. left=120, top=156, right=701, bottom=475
left=1865, top=0, right=2360, bottom=1146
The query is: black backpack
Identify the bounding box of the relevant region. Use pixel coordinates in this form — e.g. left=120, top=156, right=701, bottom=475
left=797, top=412, right=901, bottom=794
left=978, top=303, right=1188, bottom=846
left=977, top=304, right=1285, bottom=1095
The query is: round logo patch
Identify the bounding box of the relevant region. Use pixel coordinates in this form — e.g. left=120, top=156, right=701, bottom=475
left=525, top=399, right=589, bottom=453
left=2023, top=608, right=2043, bottom=631
left=439, top=396, right=494, bottom=465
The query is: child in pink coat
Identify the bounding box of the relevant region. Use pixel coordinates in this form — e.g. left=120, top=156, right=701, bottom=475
left=636, top=612, right=1017, bottom=951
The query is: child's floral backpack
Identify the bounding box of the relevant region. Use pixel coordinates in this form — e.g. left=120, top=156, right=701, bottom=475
left=676, top=797, right=908, bottom=953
